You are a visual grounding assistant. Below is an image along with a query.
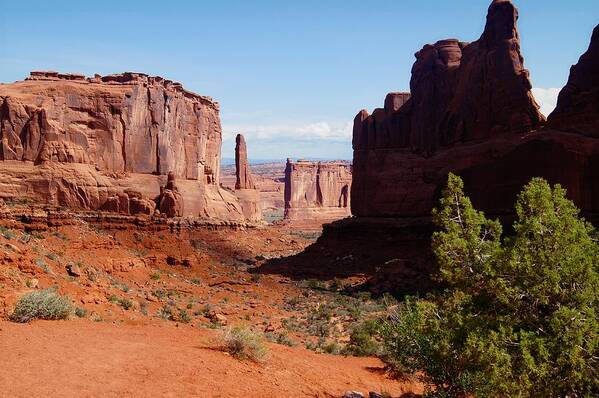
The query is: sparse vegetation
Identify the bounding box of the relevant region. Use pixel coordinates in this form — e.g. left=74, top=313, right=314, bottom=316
left=75, top=307, right=88, bottom=318
left=219, top=326, right=268, bottom=362
left=381, top=175, right=599, bottom=397
left=51, top=231, right=69, bottom=241
left=178, top=309, right=191, bottom=323
left=150, top=273, right=161, bottom=280
left=35, top=258, right=51, bottom=273
left=10, top=289, right=73, bottom=323
left=157, top=304, right=174, bottom=321
left=108, top=294, right=134, bottom=310
left=264, top=331, right=295, bottom=347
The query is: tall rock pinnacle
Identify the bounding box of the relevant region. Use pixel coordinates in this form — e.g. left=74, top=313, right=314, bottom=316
left=235, top=134, right=255, bottom=190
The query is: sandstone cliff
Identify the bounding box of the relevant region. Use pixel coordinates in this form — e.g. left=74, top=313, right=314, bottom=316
left=0, top=72, right=247, bottom=221
left=294, top=1, right=599, bottom=295
left=548, top=24, right=599, bottom=136
left=351, top=1, right=599, bottom=220
left=284, top=159, right=351, bottom=223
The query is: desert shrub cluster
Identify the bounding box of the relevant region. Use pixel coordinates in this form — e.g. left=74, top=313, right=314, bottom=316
left=219, top=325, right=268, bottom=362
left=381, top=174, right=599, bottom=397
left=10, top=289, right=73, bottom=323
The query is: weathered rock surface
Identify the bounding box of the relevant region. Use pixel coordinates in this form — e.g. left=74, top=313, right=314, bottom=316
left=284, top=159, right=351, bottom=223
left=548, top=24, right=599, bottom=135
left=231, top=134, right=262, bottom=222
left=235, top=134, right=255, bottom=190
left=351, top=0, right=598, bottom=220
left=157, top=172, right=184, bottom=218
left=0, top=72, right=249, bottom=221
left=301, top=0, right=599, bottom=295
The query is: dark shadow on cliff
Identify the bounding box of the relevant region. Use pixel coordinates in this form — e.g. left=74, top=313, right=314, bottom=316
left=254, top=217, right=438, bottom=296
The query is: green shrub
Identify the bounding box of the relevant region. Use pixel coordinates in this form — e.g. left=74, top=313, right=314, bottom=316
left=265, top=331, right=295, bottom=347
left=344, top=319, right=383, bottom=356
left=150, top=273, right=161, bottom=281
left=381, top=175, right=599, bottom=397
left=75, top=307, right=88, bottom=318
left=108, top=295, right=134, bottom=310
left=219, top=326, right=268, bottom=362
left=178, top=309, right=192, bottom=323
left=10, top=289, right=73, bottom=323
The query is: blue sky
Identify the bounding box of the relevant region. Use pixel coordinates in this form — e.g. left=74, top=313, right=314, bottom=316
left=1, top=1, right=597, bottom=160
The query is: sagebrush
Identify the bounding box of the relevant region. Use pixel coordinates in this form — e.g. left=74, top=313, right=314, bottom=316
left=10, top=289, right=73, bottom=323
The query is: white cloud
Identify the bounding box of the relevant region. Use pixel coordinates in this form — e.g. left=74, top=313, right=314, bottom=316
left=532, top=87, right=561, bottom=117
left=222, top=120, right=352, bottom=143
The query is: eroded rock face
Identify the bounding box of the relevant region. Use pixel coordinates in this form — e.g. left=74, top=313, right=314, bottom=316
left=350, top=0, right=582, bottom=219
left=0, top=72, right=249, bottom=221
left=284, top=159, right=352, bottom=222
left=157, top=172, right=184, bottom=218
left=232, top=134, right=262, bottom=222
left=548, top=24, right=599, bottom=136
left=0, top=72, right=221, bottom=180
left=235, top=134, right=255, bottom=190
left=307, top=0, right=599, bottom=295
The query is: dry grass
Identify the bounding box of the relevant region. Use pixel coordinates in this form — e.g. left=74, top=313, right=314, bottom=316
left=218, top=325, right=269, bottom=362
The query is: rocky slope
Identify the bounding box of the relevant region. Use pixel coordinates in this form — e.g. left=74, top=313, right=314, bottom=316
left=284, top=159, right=351, bottom=224
left=0, top=72, right=247, bottom=221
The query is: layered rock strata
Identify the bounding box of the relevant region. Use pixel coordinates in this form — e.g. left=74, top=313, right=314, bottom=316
left=284, top=159, right=351, bottom=223
left=351, top=0, right=598, bottom=220
left=0, top=72, right=247, bottom=221
left=304, top=1, right=599, bottom=295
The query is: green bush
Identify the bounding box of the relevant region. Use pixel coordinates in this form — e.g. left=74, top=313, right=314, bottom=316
left=10, top=289, right=73, bottom=323
left=344, top=319, right=383, bottom=356
left=219, top=325, right=268, bottom=362
left=381, top=175, right=599, bottom=397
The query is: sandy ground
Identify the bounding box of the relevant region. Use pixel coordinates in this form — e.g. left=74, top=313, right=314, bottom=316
left=0, top=319, right=419, bottom=398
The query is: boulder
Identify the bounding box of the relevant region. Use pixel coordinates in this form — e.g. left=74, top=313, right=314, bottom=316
left=157, top=172, right=184, bottom=218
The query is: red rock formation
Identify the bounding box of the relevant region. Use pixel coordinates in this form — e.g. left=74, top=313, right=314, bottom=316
left=235, top=134, right=255, bottom=190
left=0, top=71, right=221, bottom=180
left=156, top=172, right=184, bottom=217
left=0, top=72, right=248, bottom=221
left=284, top=159, right=351, bottom=223
left=231, top=134, right=262, bottom=222
left=548, top=24, right=599, bottom=135
left=351, top=0, right=583, bottom=219
left=298, top=0, right=599, bottom=295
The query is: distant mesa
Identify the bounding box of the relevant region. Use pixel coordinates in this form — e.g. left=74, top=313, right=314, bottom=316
left=284, top=158, right=352, bottom=224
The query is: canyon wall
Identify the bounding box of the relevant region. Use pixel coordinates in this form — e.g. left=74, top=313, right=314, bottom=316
left=352, top=0, right=599, bottom=220
left=288, top=1, right=599, bottom=295
left=0, top=72, right=247, bottom=221
left=284, top=159, right=351, bottom=223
